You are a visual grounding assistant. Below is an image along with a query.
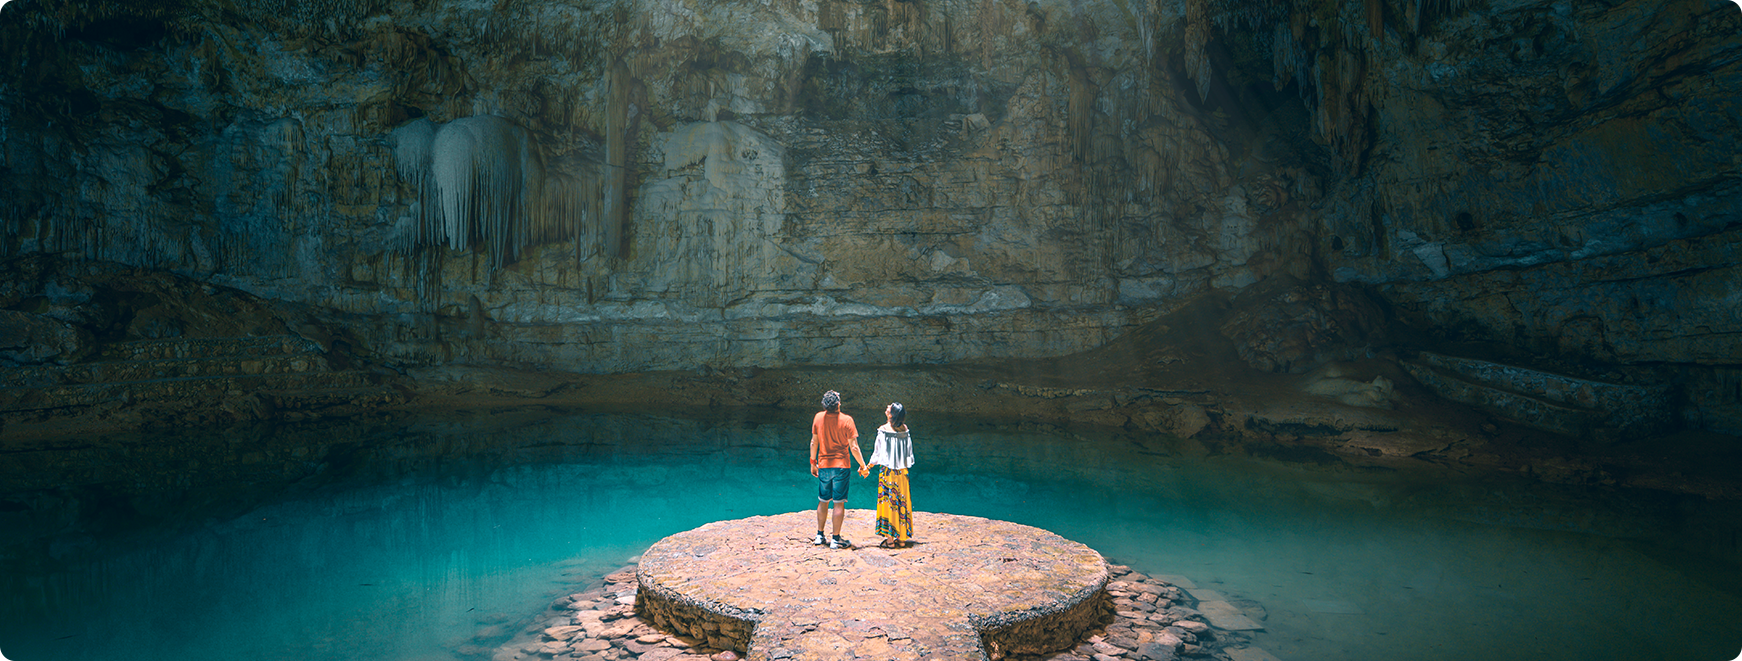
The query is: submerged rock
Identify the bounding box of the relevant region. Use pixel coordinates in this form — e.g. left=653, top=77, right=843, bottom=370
left=0, top=310, right=92, bottom=367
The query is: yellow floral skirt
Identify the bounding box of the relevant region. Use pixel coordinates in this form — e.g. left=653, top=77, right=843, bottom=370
left=875, top=467, right=912, bottom=542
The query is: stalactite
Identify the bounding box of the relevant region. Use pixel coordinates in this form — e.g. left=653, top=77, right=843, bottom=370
left=1176, top=0, right=1469, bottom=174
left=391, top=118, right=438, bottom=251
left=603, top=61, right=636, bottom=260
left=481, top=0, right=617, bottom=75
left=389, top=115, right=599, bottom=291
left=1067, top=66, right=1096, bottom=166
left=1364, top=0, right=1385, bottom=42
left=1271, top=22, right=1306, bottom=94
left=976, top=0, right=1011, bottom=67
left=1408, top=0, right=1473, bottom=34
left=1183, top=0, right=1212, bottom=102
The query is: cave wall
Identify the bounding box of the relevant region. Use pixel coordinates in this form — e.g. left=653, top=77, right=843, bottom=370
left=0, top=0, right=1738, bottom=430
left=1285, top=0, right=1742, bottom=432
left=0, top=0, right=1314, bottom=373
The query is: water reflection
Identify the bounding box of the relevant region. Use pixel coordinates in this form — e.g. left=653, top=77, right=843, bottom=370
left=0, top=409, right=1737, bottom=661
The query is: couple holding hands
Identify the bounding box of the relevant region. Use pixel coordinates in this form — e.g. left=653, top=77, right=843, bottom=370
left=808, top=389, right=915, bottom=550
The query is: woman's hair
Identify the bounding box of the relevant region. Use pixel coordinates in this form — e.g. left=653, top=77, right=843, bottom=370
left=821, top=390, right=841, bottom=412
left=888, top=402, right=906, bottom=430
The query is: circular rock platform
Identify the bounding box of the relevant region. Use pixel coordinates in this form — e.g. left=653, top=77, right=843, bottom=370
left=634, top=510, right=1110, bottom=661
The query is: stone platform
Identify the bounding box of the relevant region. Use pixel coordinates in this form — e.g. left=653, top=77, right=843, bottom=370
left=634, top=510, right=1110, bottom=661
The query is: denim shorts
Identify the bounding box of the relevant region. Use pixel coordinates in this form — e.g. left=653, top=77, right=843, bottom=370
left=816, top=467, right=850, bottom=503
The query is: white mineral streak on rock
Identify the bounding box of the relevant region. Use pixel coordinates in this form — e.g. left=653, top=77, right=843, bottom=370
left=1212, top=186, right=1257, bottom=267
left=938, top=286, right=1032, bottom=315
left=1118, top=276, right=1177, bottom=304
left=1410, top=242, right=1452, bottom=278
left=1211, top=269, right=1259, bottom=291
left=495, top=299, right=733, bottom=325
left=928, top=250, right=967, bottom=273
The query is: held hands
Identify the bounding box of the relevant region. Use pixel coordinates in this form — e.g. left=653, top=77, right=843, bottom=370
left=858, top=465, right=871, bottom=478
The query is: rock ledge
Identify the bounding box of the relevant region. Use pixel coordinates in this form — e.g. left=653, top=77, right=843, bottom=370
left=635, top=511, right=1109, bottom=660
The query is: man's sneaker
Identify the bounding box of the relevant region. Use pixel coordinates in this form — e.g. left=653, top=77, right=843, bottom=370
left=811, top=531, right=827, bottom=546
left=829, top=535, right=852, bottom=549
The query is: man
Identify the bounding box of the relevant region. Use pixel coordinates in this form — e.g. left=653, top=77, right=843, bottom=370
left=810, top=390, right=867, bottom=549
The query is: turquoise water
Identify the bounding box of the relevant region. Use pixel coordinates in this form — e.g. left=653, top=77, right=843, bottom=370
left=1, top=409, right=1738, bottom=661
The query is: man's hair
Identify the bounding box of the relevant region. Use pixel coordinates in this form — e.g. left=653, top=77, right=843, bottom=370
left=821, top=390, right=841, bottom=412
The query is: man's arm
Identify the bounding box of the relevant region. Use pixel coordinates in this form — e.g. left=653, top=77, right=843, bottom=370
left=850, top=435, right=867, bottom=470
left=809, top=433, right=820, bottom=477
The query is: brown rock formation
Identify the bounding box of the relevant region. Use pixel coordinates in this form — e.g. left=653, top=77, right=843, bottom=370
left=0, top=0, right=1738, bottom=489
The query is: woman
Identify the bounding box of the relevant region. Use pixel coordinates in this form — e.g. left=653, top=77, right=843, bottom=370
left=861, top=401, right=915, bottom=548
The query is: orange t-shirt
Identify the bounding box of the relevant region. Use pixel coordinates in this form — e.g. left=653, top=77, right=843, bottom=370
left=811, top=411, right=858, bottom=469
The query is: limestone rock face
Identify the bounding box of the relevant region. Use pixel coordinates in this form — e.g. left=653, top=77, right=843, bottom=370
left=1219, top=283, right=1389, bottom=374
left=0, top=255, right=293, bottom=344
left=0, top=0, right=1307, bottom=374
left=0, top=0, right=1737, bottom=433
left=1287, top=0, right=1742, bottom=432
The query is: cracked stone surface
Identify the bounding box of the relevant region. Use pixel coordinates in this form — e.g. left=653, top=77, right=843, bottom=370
left=636, top=510, right=1108, bottom=660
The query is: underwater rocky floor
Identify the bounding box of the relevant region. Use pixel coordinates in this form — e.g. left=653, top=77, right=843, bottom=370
left=492, top=559, right=1248, bottom=661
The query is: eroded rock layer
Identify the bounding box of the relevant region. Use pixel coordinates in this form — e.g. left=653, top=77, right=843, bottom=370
left=1, top=0, right=1318, bottom=374
left=0, top=0, right=1738, bottom=439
